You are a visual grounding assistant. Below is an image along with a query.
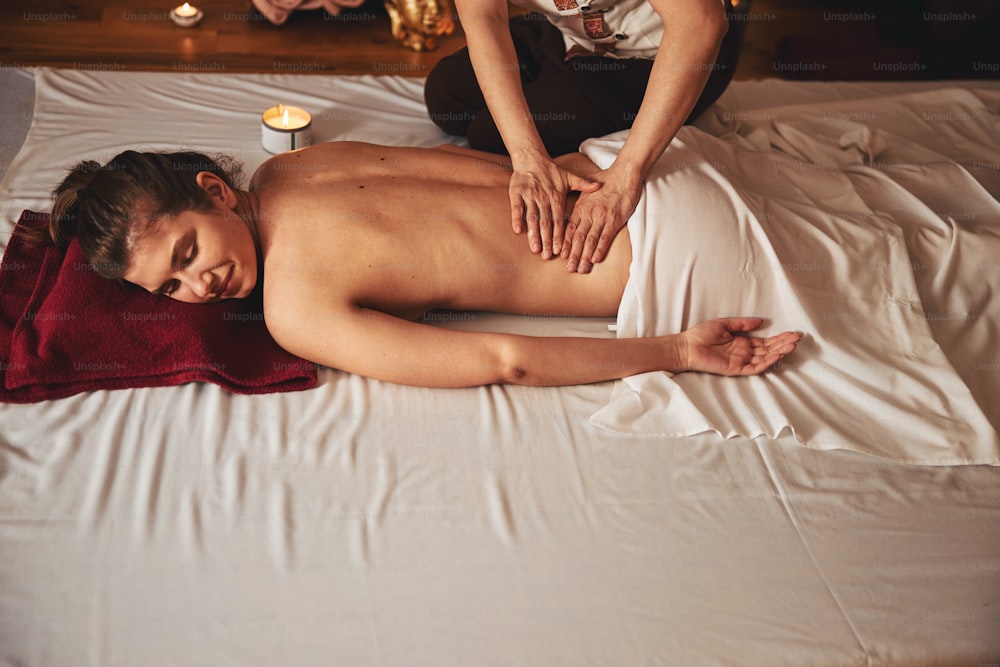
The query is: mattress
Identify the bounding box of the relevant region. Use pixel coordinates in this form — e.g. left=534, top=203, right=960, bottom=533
left=1, top=68, right=998, bottom=666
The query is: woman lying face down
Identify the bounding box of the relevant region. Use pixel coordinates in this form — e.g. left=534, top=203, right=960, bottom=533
left=35, top=141, right=801, bottom=388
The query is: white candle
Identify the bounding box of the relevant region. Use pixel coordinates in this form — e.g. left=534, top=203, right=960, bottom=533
left=170, top=2, right=203, bottom=27
left=261, top=105, right=313, bottom=154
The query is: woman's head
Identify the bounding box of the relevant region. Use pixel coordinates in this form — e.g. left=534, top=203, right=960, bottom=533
left=45, top=151, right=242, bottom=277
left=37, top=150, right=259, bottom=303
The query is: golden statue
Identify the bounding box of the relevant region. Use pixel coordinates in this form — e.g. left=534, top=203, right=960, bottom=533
left=383, top=0, right=455, bottom=51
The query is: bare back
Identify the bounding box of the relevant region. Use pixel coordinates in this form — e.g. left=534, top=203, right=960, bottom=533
left=251, top=142, right=631, bottom=321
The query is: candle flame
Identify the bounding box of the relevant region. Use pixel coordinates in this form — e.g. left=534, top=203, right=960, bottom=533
left=282, top=109, right=290, bottom=129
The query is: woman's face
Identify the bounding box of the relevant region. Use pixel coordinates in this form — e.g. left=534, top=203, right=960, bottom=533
left=123, top=173, right=258, bottom=304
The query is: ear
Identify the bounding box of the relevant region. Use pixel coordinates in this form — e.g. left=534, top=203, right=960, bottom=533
left=195, top=171, right=239, bottom=210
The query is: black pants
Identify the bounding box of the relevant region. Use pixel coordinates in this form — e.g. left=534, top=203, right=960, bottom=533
left=424, top=8, right=748, bottom=156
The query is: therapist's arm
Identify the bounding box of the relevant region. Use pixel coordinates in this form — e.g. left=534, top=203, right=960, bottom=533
left=453, top=0, right=600, bottom=259
left=563, top=0, right=728, bottom=273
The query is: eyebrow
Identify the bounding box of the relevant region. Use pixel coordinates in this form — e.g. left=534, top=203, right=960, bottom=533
left=152, top=234, right=187, bottom=295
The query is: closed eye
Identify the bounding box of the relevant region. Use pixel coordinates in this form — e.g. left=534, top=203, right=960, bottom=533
left=165, top=243, right=196, bottom=296
left=181, top=242, right=197, bottom=269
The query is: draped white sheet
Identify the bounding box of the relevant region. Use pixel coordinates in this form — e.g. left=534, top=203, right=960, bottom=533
left=1, top=70, right=999, bottom=667
left=587, top=88, right=1000, bottom=465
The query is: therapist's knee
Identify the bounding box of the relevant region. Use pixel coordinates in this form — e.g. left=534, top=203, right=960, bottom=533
left=466, top=112, right=508, bottom=155
left=424, top=52, right=479, bottom=136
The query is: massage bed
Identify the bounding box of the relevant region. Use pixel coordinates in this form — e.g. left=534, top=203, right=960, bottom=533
left=1, top=67, right=999, bottom=665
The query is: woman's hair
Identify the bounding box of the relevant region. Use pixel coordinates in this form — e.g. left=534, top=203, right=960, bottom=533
left=22, top=150, right=243, bottom=280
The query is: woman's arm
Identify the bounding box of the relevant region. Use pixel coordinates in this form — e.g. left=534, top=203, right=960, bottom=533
left=564, top=0, right=728, bottom=273
left=611, top=0, right=727, bottom=182
left=452, top=0, right=600, bottom=259
left=267, top=299, right=800, bottom=388
left=451, top=0, right=541, bottom=161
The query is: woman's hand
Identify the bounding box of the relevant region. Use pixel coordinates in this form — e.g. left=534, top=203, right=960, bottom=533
left=509, top=149, right=600, bottom=260
left=680, top=318, right=803, bottom=376
left=562, top=166, right=643, bottom=273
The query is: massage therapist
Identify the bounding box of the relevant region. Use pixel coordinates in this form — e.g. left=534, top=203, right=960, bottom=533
left=424, top=0, right=745, bottom=273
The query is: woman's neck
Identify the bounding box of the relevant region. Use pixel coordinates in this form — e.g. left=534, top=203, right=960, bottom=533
left=233, top=189, right=262, bottom=256
left=231, top=189, right=267, bottom=288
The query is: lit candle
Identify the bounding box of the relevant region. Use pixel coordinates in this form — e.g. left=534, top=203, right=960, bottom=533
left=170, top=2, right=203, bottom=27
left=261, top=104, right=313, bottom=154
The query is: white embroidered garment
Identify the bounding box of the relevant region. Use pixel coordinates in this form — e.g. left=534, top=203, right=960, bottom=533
left=507, top=0, right=728, bottom=58
left=510, top=0, right=662, bottom=58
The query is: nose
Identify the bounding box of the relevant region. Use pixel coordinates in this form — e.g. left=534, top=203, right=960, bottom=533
left=177, top=267, right=216, bottom=302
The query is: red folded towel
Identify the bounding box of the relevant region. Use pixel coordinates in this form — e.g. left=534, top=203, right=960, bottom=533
left=1, top=210, right=317, bottom=403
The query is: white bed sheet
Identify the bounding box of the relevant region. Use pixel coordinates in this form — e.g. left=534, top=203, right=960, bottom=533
left=1, top=69, right=999, bottom=666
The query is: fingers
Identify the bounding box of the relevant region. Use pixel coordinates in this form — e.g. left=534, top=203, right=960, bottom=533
left=746, top=330, right=803, bottom=355
left=515, top=195, right=550, bottom=257
left=551, top=202, right=566, bottom=257
left=564, top=199, right=629, bottom=272
left=565, top=218, right=599, bottom=273
left=510, top=194, right=524, bottom=235
left=560, top=218, right=577, bottom=260
left=738, top=331, right=803, bottom=375
left=565, top=226, right=609, bottom=273
left=581, top=225, right=603, bottom=272
left=592, top=224, right=617, bottom=265
left=552, top=220, right=579, bottom=260
left=564, top=210, right=612, bottom=273
left=740, top=351, right=783, bottom=375
left=523, top=200, right=541, bottom=253
left=510, top=169, right=573, bottom=259
left=547, top=198, right=564, bottom=259
left=528, top=201, right=565, bottom=259
left=569, top=174, right=601, bottom=194
left=770, top=331, right=805, bottom=349
left=710, top=317, right=803, bottom=346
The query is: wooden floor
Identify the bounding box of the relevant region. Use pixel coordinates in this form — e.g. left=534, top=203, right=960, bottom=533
left=0, top=0, right=986, bottom=80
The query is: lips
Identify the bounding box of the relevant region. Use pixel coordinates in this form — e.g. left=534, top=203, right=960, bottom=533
left=222, top=265, right=240, bottom=298
left=213, top=264, right=238, bottom=300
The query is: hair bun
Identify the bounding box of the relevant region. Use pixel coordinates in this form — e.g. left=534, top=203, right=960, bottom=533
left=48, top=160, right=103, bottom=247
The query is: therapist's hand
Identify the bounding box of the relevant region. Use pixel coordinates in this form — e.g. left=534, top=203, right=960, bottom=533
left=562, top=166, right=643, bottom=273
left=509, top=150, right=600, bottom=260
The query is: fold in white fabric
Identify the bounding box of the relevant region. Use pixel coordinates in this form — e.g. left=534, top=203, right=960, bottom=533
left=586, top=89, right=1000, bottom=465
